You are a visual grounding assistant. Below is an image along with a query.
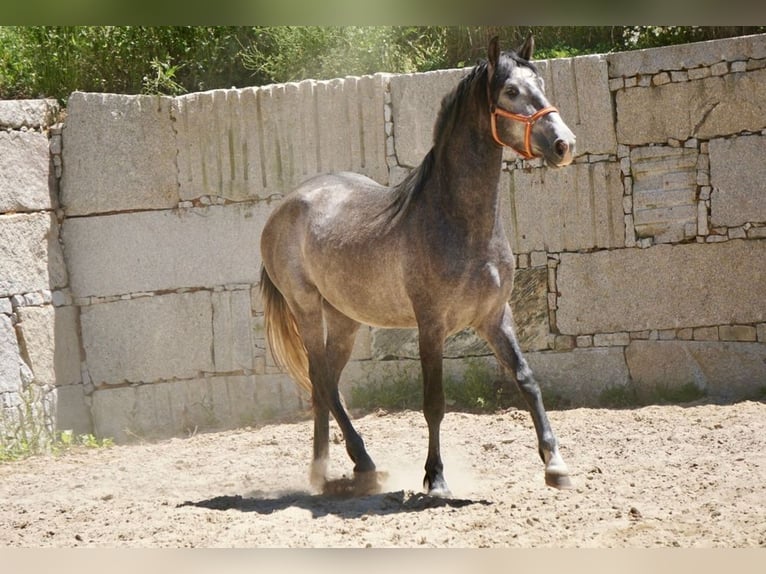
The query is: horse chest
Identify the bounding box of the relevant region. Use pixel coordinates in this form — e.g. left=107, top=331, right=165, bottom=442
left=438, top=238, right=514, bottom=292
left=469, top=259, right=514, bottom=302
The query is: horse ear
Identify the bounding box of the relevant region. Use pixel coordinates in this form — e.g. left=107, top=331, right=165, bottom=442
left=488, top=35, right=500, bottom=72
left=517, top=34, right=535, bottom=61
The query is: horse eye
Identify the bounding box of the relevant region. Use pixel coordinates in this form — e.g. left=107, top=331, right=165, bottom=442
left=506, top=86, right=520, bottom=98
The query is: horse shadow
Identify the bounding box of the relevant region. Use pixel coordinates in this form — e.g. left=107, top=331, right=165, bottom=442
left=178, top=489, right=492, bottom=520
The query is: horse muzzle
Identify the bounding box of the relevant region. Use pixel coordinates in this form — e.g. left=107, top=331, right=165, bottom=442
left=490, top=105, right=576, bottom=167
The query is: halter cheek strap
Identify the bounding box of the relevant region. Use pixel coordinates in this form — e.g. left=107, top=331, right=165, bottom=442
left=490, top=104, right=558, bottom=159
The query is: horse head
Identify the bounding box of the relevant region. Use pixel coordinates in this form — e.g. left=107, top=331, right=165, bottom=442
left=486, top=35, right=576, bottom=167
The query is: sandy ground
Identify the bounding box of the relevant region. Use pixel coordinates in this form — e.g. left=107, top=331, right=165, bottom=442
left=1, top=400, right=765, bottom=548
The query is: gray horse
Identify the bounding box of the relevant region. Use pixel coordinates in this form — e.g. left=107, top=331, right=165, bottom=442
left=260, top=36, right=576, bottom=497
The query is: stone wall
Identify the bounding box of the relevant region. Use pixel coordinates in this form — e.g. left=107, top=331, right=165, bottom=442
left=375, top=33, right=766, bottom=408
left=1, top=34, right=764, bottom=442
left=0, top=100, right=90, bottom=435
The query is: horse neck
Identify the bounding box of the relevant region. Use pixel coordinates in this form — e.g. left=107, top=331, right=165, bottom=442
left=428, top=97, right=504, bottom=240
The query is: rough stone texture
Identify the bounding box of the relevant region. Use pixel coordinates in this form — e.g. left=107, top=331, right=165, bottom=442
left=557, top=240, right=766, bottom=335
left=718, top=325, right=757, bottom=342
left=175, top=89, right=259, bottom=202
left=80, top=292, right=214, bottom=385
left=350, top=326, right=373, bottom=362
left=60, top=92, right=178, bottom=216
left=389, top=68, right=470, bottom=167
left=510, top=267, right=550, bottom=351
left=535, top=55, right=617, bottom=155
left=626, top=340, right=766, bottom=401
left=339, top=356, right=487, bottom=402
left=525, top=347, right=631, bottom=406
left=16, top=305, right=81, bottom=388
left=709, top=135, right=766, bottom=227
left=248, top=372, right=307, bottom=418
left=505, top=161, right=624, bottom=254
left=0, top=314, right=21, bottom=393
left=212, top=290, right=254, bottom=373
left=91, top=374, right=299, bottom=442
left=53, top=384, right=92, bottom=435
left=370, top=328, right=487, bottom=361
left=0, top=131, right=53, bottom=213
left=693, top=326, right=719, bottom=341
left=0, top=213, right=68, bottom=297
left=91, top=379, right=208, bottom=442
left=369, top=267, right=550, bottom=360
left=593, top=332, right=630, bottom=347
left=175, top=77, right=388, bottom=200
left=607, top=33, right=766, bottom=77
left=314, top=75, right=389, bottom=185
left=63, top=203, right=272, bottom=298
left=615, top=68, right=766, bottom=145
left=630, top=146, right=699, bottom=242
left=0, top=99, right=59, bottom=129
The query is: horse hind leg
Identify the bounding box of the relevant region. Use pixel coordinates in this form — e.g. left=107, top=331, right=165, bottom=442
left=319, top=302, right=382, bottom=494
left=269, top=289, right=330, bottom=490
left=294, top=297, right=379, bottom=493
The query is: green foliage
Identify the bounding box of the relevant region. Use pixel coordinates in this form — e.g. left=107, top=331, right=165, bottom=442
left=240, top=26, right=449, bottom=84
left=443, top=359, right=512, bottom=413
left=2, top=26, right=764, bottom=104
left=0, top=384, right=112, bottom=463
left=141, top=57, right=186, bottom=96
left=349, top=365, right=423, bottom=412
left=599, top=385, right=640, bottom=409
left=55, top=429, right=114, bottom=452
left=621, top=26, right=764, bottom=50
left=653, top=382, right=707, bottom=405
left=0, top=26, right=249, bottom=102
left=348, top=359, right=518, bottom=415
left=0, top=384, right=52, bottom=462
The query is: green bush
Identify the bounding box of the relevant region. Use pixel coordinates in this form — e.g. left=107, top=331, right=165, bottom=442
left=348, top=358, right=520, bottom=415
left=0, top=26, right=249, bottom=102
left=240, top=26, right=449, bottom=84
left=2, top=26, right=764, bottom=104
left=0, top=384, right=113, bottom=462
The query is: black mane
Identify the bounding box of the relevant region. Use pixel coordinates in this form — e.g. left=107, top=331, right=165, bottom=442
left=381, top=50, right=535, bottom=225
left=431, top=61, right=488, bottom=152
left=380, top=62, right=487, bottom=225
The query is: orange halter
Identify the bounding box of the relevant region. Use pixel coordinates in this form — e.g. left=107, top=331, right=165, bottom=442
left=489, top=104, right=558, bottom=159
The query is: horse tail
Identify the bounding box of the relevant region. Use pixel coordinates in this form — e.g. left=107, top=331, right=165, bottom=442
left=260, top=266, right=312, bottom=398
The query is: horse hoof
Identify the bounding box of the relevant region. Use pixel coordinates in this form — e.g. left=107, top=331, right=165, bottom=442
left=310, top=458, right=328, bottom=490
left=354, top=470, right=387, bottom=495
left=545, top=471, right=573, bottom=490
left=428, top=485, right=453, bottom=498
left=423, top=474, right=452, bottom=498
left=321, top=471, right=386, bottom=497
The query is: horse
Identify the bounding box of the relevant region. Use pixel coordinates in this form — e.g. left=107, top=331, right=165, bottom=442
left=260, top=35, right=576, bottom=497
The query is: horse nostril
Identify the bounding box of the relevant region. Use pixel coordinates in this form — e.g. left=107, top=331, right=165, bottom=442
left=554, top=139, right=569, bottom=158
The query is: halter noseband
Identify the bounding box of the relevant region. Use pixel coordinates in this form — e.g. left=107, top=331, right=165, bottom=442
left=489, top=103, right=558, bottom=159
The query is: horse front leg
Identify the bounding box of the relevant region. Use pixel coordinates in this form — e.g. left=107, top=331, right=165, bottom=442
left=418, top=322, right=451, bottom=497
left=477, top=304, right=572, bottom=489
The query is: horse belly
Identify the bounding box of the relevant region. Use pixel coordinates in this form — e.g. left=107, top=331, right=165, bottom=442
left=313, top=254, right=417, bottom=328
